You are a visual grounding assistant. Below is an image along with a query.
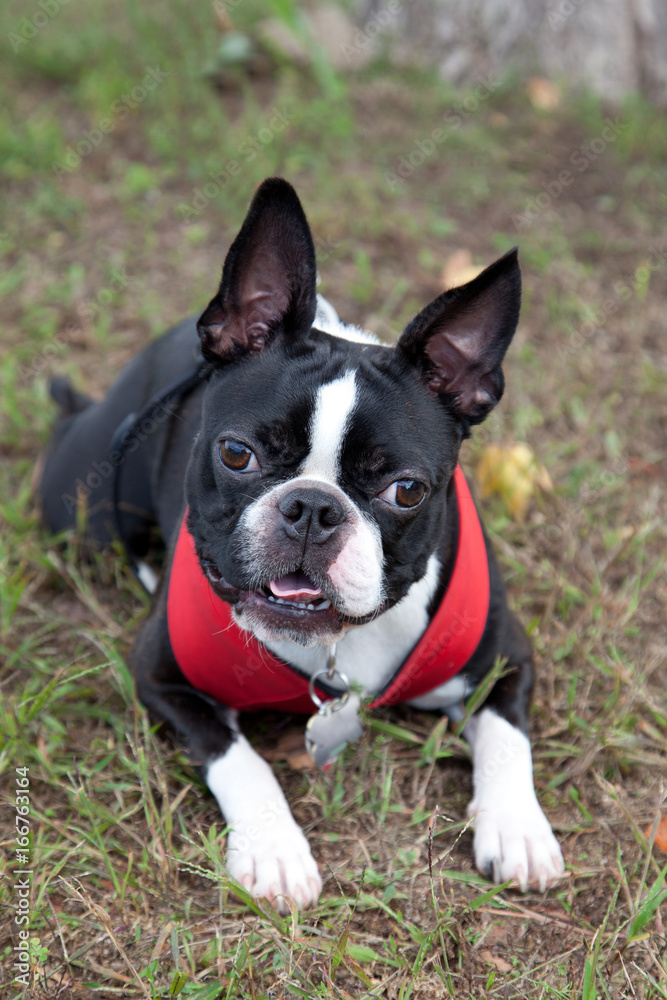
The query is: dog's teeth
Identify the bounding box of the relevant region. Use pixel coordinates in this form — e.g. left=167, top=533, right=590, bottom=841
left=265, top=592, right=332, bottom=612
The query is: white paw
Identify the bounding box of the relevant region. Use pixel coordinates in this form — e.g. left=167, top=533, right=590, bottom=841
left=464, top=709, right=564, bottom=892
left=226, top=815, right=322, bottom=913
left=205, top=736, right=322, bottom=913
left=468, top=795, right=564, bottom=892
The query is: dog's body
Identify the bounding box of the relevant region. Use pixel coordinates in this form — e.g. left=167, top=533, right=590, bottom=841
left=39, top=179, right=563, bottom=910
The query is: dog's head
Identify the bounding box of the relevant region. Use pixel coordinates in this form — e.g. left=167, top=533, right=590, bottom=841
left=185, top=178, right=521, bottom=647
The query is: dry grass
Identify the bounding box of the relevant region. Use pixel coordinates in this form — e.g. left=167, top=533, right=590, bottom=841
left=0, top=2, right=666, bottom=996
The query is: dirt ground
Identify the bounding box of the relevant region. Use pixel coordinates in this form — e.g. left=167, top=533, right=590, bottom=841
left=0, top=5, right=666, bottom=996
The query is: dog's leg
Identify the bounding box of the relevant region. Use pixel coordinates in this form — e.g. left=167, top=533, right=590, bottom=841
left=463, top=634, right=564, bottom=891
left=131, top=605, right=322, bottom=912
left=206, top=736, right=322, bottom=912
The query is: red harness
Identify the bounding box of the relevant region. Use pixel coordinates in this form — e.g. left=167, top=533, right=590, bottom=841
left=167, top=466, right=490, bottom=714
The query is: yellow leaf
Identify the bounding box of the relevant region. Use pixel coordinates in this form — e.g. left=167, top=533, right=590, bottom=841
left=441, top=249, right=483, bottom=290
left=526, top=77, right=561, bottom=111
left=481, top=949, right=513, bottom=973
left=476, top=443, right=552, bottom=522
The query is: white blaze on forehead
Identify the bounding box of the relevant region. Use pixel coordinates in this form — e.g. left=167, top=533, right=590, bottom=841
left=300, top=370, right=357, bottom=483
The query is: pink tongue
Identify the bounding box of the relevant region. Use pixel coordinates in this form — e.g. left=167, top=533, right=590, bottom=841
left=269, top=572, right=322, bottom=599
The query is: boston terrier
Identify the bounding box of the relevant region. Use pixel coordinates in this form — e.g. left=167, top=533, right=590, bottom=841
left=39, top=177, right=564, bottom=912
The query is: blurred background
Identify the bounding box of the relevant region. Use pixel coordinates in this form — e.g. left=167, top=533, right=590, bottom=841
left=1, top=2, right=666, bottom=997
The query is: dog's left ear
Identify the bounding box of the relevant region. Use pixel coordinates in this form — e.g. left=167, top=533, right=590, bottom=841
left=197, top=177, right=317, bottom=364
left=397, top=248, right=521, bottom=424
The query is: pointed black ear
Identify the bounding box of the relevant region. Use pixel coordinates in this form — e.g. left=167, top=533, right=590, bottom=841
left=197, top=178, right=317, bottom=364
left=397, top=248, right=521, bottom=424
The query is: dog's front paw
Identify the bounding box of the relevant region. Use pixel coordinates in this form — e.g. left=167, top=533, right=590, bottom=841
left=226, top=818, right=322, bottom=913
left=468, top=795, right=564, bottom=892
left=206, top=737, right=322, bottom=912
left=464, top=709, right=564, bottom=892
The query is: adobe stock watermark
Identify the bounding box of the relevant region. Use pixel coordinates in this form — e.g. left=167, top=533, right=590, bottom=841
left=7, top=0, right=71, bottom=53
left=52, top=66, right=169, bottom=181
left=478, top=731, right=524, bottom=780
left=537, top=456, right=630, bottom=546
left=20, top=267, right=133, bottom=384
left=229, top=798, right=291, bottom=854
left=512, top=117, right=628, bottom=230
left=384, top=76, right=501, bottom=188
left=557, top=243, right=666, bottom=361
left=383, top=609, right=480, bottom=705
left=13, top=767, right=33, bottom=989
left=61, top=396, right=178, bottom=514
left=315, top=235, right=342, bottom=266
left=231, top=646, right=273, bottom=689
left=546, top=0, right=587, bottom=32
left=340, top=0, right=403, bottom=63
left=177, top=108, right=295, bottom=220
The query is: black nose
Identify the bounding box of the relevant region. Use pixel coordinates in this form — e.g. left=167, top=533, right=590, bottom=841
left=278, top=488, right=345, bottom=543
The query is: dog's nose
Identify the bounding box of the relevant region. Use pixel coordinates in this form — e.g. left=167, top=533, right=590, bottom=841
left=278, top=488, right=345, bottom=543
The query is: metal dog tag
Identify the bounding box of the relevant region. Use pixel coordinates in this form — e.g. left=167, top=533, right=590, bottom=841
left=305, top=691, right=364, bottom=770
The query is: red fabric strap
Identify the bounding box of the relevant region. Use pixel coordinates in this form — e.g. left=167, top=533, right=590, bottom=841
left=167, top=465, right=490, bottom=714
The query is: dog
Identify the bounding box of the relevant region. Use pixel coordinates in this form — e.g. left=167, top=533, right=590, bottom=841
left=39, top=177, right=564, bottom=911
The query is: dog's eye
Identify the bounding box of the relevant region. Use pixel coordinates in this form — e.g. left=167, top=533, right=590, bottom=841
left=219, top=440, right=259, bottom=472
left=379, top=479, right=427, bottom=509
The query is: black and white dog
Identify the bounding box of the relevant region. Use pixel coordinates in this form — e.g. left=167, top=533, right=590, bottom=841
left=39, top=178, right=564, bottom=911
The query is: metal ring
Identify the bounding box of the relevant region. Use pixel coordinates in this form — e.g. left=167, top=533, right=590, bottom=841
left=308, top=669, right=350, bottom=708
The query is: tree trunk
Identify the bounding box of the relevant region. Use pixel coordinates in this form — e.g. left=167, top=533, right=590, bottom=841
left=357, top=0, right=667, bottom=107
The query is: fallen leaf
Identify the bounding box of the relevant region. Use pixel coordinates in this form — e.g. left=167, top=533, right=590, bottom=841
left=480, top=949, right=512, bottom=973
left=476, top=442, right=553, bottom=522
left=441, top=249, right=483, bottom=290
left=645, top=814, right=667, bottom=853
left=526, top=77, right=561, bottom=111
left=286, top=752, right=316, bottom=771
left=262, top=730, right=316, bottom=770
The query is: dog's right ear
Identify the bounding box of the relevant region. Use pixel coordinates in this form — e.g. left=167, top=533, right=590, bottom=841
left=197, top=178, right=317, bottom=365
left=396, top=248, right=521, bottom=425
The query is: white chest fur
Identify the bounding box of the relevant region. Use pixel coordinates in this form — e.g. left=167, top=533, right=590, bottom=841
left=265, top=555, right=442, bottom=697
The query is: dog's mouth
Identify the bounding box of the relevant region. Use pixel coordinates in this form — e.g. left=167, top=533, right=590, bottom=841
left=200, top=560, right=380, bottom=635
left=262, top=571, right=333, bottom=612
left=201, top=562, right=330, bottom=608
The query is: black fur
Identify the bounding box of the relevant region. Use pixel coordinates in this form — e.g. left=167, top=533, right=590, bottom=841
left=39, top=177, right=529, bottom=781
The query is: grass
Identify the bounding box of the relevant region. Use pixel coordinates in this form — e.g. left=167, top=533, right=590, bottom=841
left=1, top=0, right=666, bottom=996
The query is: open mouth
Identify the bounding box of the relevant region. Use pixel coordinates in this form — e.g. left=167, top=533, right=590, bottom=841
left=200, top=559, right=384, bottom=637
left=262, top=571, right=332, bottom=612
left=201, top=562, right=335, bottom=615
